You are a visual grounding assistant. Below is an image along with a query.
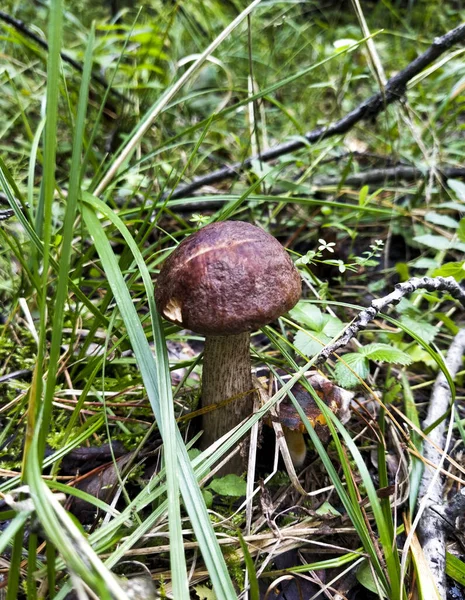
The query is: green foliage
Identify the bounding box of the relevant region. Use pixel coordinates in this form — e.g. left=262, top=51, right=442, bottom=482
left=194, top=584, right=217, bottom=600
left=291, top=303, right=344, bottom=357
left=334, top=344, right=412, bottom=389
left=334, top=352, right=371, bottom=388
left=356, top=559, right=388, bottom=598
left=208, top=474, right=247, bottom=498
left=446, top=552, right=465, bottom=587
left=1, top=0, right=465, bottom=597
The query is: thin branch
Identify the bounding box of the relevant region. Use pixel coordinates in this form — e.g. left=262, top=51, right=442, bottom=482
left=314, top=165, right=465, bottom=188
left=0, top=10, right=130, bottom=104
left=317, top=276, right=465, bottom=363
left=417, top=329, right=465, bottom=599
left=168, top=22, right=465, bottom=200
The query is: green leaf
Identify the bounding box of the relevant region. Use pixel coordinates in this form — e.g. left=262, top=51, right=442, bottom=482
left=440, top=201, right=465, bottom=212
left=432, top=261, right=465, bottom=281
left=395, top=262, right=409, bottom=281
left=315, top=501, right=342, bottom=517
left=291, top=304, right=344, bottom=357
left=448, top=178, right=465, bottom=202
left=194, top=585, right=217, bottom=600
left=411, top=257, right=439, bottom=270
left=359, top=185, right=369, bottom=206
left=424, top=212, right=458, bottom=229
left=360, top=343, right=412, bottom=365
left=294, top=330, right=331, bottom=357
left=356, top=559, right=387, bottom=597
left=400, top=316, right=438, bottom=345
left=0, top=511, right=31, bottom=555
left=289, top=303, right=324, bottom=330
left=458, top=217, right=465, bottom=242
left=322, top=315, right=345, bottom=337
left=446, top=552, right=465, bottom=586
left=334, top=353, right=369, bottom=388
left=209, top=474, right=247, bottom=497
left=433, top=312, right=459, bottom=335
left=403, top=344, right=439, bottom=368
left=413, top=234, right=465, bottom=251
left=238, top=531, right=259, bottom=600
left=202, top=490, right=213, bottom=509
left=82, top=198, right=236, bottom=599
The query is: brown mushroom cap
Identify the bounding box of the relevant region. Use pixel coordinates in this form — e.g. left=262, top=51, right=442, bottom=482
left=278, top=374, right=342, bottom=433
left=155, top=220, right=302, bottom=335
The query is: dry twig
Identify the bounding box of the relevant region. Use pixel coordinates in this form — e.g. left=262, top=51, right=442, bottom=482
left=317, top=276, right=465, bottom=363
left=314, top=165, right=465, bottom=188
left=417, top=329, right=465, bottom=599
left=168, top=23, right=465, bottom=199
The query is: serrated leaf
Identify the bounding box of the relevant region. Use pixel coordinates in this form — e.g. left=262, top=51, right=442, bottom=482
left=289, top=302, right=324, bottom=330
left=291, top=304, right=344, bottom=358
left=208, top=474, right=246, bottom=497
left=432, top=261, right=465, bottom=281
left=400, top=316, right=438, bottom=345
left=322, top=315, right=345, bottom=337
left=315, top=501, right=342, bottom=517
left=404, top=344, right=439, bottom=368
left=395, top=297, right=418, bottom=315
left=294, top=329, right=330, bottom=357
left=448, top=178, right=465, bottom=201
left=195, top=585, right=217, bottom=600
left=424, top=211, right=459, bottom=229
left=334, top=353, right=369, bottom=388
left=360, top=343, right=412, bottom=365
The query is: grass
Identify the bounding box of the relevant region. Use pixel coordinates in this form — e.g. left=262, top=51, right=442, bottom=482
left=1, top=0, right=465, bottom=598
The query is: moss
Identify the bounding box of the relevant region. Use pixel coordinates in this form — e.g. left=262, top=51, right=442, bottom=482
left=0, top=323, right=37, bottom=373
left=224, top=547, right=245, bottom=589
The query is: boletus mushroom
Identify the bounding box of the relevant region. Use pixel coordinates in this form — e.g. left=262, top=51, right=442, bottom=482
left=155, top=220, right=301, bottom=473
left=276, top=373, right=347, bottom=467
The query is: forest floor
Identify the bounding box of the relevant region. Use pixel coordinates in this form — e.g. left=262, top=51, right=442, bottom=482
left=1, top=1, right=465, bottom=599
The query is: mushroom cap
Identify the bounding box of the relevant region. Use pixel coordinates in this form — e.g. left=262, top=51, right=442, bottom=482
left=155, top=220, right=302, bottom=335
left=278, top=374, right=342, bottom=433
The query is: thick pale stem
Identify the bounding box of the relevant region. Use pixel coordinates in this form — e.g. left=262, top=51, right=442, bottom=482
left=201, top=332, right=253, bottom=473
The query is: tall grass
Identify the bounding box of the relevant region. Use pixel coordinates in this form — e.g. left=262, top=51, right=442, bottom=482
left=1, top=0, right=465, bottom=598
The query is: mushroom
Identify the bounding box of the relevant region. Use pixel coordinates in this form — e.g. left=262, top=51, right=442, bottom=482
left=275, top=372, right=353, bottom=467
left=155, top=220, right=301, bottom=473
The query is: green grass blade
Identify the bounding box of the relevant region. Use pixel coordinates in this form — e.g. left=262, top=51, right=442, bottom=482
left=238, top=530, right=259, bottom=600
left=0, top=158, right=109, bottom=326
left=81, top=198, right=237, bottom=599
left=26, top=432, right=128, bottom=599
left=94, top=0, right=263, bottom=195
left=41, top=23, right=95, bottom=465
left=0, top=511, right=30, bottom=554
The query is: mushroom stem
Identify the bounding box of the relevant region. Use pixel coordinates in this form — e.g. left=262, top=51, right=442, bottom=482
left=283, top=427, right=307, bottom=468
left=201, top=332, right=253, bottom=474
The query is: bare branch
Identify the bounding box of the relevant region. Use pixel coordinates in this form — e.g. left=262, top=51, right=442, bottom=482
left=314, top=165, right=465, bottom=188
left=168, top=23, right=465, bottom=200
left=317, top=276, right=465, bottom=363
left=417, top=329, right=465, bottom=599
